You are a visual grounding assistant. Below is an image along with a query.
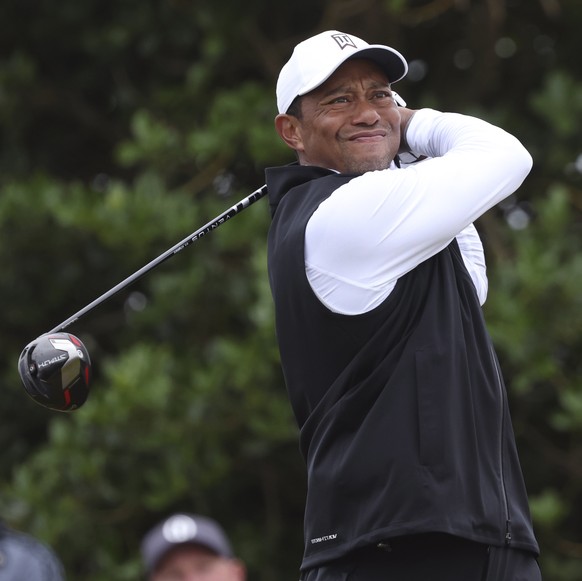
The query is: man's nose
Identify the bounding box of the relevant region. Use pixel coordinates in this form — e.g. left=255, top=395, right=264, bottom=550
left=352, top=99, right=381, bottom=125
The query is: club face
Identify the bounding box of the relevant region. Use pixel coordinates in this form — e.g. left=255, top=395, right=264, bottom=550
left=18, top=333, right=91, bottom=412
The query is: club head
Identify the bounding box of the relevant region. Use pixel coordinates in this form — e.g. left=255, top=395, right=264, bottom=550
left=18, top=332, right=91, bottom=412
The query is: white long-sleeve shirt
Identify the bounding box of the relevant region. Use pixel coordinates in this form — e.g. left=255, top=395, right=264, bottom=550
left=304, top=109, right=532, bottom=315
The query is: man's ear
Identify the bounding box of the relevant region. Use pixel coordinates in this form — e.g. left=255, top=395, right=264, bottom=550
left=274, top=114, right=304, bottom=152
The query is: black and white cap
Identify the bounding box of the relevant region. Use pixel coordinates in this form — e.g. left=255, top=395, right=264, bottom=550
left=141, top=514, right=234, bottom=574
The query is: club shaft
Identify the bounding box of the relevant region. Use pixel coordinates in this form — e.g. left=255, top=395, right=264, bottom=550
left=48, top=184, right=268, bottom=334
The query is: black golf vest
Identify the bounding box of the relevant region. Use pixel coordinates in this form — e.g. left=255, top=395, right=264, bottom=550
left=266, top=164, right=538, bottom=571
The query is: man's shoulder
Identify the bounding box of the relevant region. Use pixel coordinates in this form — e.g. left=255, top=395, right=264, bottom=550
left=266, top=163, right=356, bottom=217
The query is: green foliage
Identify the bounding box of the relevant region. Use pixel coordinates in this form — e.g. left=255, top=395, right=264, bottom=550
left=1, top=0, right=582, bottom=579
left=486, top=186, right=582, bottom=395
left=530, top=72, right=582, bottom=138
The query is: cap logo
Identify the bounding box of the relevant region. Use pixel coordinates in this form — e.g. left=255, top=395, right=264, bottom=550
left=162, top=515, right=198, bottom=543
left=331, top=33, right=357, bottom=50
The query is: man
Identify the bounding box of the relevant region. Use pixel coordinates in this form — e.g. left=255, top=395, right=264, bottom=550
left=0, top=520, right=65, bottom=580
left=140, top=513, right=246, bottom=581
left=266, top=30, right=541, bottom=580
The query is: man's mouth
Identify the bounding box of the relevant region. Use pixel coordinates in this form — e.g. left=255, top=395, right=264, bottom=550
left=348, top=130, right=387, bottom=142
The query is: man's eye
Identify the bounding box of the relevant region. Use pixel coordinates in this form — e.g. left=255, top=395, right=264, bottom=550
left=329, top=96, right=349, bottom=104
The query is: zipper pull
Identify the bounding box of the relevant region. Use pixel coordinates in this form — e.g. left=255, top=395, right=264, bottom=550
left=505, top=520, right=512, bottom=545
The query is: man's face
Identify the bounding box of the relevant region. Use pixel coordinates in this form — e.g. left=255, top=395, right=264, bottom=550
left=151, top=545, right=246, bottom=581
left=284, top=59, right=402, bottom=174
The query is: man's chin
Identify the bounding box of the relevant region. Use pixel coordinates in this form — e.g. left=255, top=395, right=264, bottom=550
left=344, top=156, right=393, bottom=174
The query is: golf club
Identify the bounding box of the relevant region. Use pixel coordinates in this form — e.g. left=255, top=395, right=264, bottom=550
left=18, top=184, right=268, bottom=412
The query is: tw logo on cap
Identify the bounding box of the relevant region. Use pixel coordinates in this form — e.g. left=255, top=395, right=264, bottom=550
left=331, top=33, right=357, bottom=50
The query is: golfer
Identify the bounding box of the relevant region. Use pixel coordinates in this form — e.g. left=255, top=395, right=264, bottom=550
left=266, top=30, right=541, bottom=580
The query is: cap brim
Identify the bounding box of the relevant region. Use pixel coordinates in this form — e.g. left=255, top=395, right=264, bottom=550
left=349, top=45, right=408, bottom=84
left=148, top=540, right=221, bottom=573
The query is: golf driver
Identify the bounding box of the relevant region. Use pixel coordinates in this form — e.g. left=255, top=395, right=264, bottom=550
left=18, top=184, right=268, bottom=412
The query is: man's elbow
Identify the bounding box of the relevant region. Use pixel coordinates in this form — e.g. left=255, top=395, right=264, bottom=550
left=512, top=143, right=534, bottom=181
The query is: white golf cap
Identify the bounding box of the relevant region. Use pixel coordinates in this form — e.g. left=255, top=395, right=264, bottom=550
left=276, top=30, right=408, bottom=114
